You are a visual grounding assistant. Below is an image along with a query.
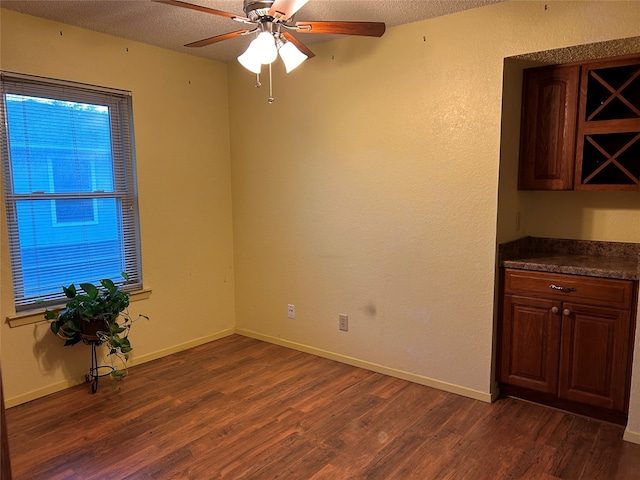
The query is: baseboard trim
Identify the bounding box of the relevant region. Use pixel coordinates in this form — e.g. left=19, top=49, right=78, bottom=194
left=5, top=379, right=84, bottom=408
left=623, top=428, right=640, bottom=445
left=235, top=328, right=492, bottom=403
left=5, top=328, right=236, bottom=408
left=130, top=328, right=235, bottom=366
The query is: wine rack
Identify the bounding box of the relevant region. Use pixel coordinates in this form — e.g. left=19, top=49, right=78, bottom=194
left=575, top=56, right=640, bottom=190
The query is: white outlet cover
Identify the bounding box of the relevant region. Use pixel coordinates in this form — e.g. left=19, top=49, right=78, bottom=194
left=339, top=314, right=348, bottom=331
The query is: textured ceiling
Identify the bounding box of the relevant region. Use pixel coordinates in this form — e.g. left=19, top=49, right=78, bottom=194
left=512, top=36, right=640, bottom=67
left=0, top=0, right=505, bottom=63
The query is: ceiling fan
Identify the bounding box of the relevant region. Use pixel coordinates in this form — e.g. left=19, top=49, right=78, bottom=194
left=154, top=0, right=386, bottom=75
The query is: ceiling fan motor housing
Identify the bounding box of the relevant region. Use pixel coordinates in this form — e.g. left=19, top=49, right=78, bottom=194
left=243, top=0, right=276, bottom=21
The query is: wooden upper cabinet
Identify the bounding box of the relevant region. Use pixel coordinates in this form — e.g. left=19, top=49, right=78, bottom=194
left=518, top=64, right=580, bottom=190
left=575, top=56, right=640, bottom=190
left=518, top=53, right=640, bottom=191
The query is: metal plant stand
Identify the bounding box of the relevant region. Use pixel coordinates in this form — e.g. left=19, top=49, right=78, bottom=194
left=83, top=339, right=114, bottom=394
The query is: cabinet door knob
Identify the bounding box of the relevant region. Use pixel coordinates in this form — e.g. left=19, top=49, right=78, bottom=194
left=563, top=308, right=571, bottom=316
left=551, top=306, right=559, bottom=314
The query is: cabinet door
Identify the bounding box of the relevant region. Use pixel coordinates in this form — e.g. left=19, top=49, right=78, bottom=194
left=518, top=64, right=580, bottom=190
left=558, top=303, right=631, bottom=411
left=574, top=56, right=640, bottom=191
left=500, top=295, right=561, bottom=393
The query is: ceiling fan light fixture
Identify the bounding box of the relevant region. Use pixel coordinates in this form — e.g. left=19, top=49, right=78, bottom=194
left=278, top=40, right=308, bottom=73
left=237, top=48, right=262, bottom=73
left=253, top=31, right=279, bottom=64
left=237, top=30, right=278, bottom=73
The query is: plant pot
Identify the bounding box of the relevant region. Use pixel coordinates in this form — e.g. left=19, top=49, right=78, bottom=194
left=56, top=324, right=77, bottom=341
left=79, top=317, right=110, bottom=342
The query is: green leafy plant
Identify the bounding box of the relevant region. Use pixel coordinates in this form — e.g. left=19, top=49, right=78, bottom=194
left=44, top=273, right=148, bottom=381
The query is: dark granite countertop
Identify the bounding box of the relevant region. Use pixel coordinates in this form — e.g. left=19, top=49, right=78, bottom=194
left=499, top=237, right=640, bottom=281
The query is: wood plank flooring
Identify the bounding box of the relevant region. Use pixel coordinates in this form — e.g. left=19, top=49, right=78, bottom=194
left=5, top=334, right=640, bottom=479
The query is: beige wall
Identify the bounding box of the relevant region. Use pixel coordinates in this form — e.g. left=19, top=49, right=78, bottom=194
left=0, top=10, right=236, bottom=404
left=1, top=0, right=640, bottom=440
left=524, top=192, right=640, bottom=241
left=228, top=0, right=640, bottom=435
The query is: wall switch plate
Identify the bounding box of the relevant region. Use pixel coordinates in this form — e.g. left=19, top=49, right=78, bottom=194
left=288, top=304, right=295, bottom=319
left=339, top=314, right=348, bottom=331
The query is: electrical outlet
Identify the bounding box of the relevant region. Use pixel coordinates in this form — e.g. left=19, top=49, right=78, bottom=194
left=288, top=304, right=295, bottom=319
left=339, top=314, right=348, bottom=331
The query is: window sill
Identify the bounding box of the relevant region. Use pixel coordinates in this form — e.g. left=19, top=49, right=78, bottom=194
left=5, top=288, right=152, bottom=328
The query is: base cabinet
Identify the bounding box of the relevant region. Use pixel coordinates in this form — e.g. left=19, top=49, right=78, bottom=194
left=499, top=269, right=637, bottom=422
left=558, top=303, right=630, bottom=411
left=501, top=295, right=561, bottom=394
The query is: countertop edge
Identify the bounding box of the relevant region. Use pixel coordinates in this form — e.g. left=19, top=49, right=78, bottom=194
left=498, top=237, right=640, bottom=281
left=501, top=260, right=639, bottom=281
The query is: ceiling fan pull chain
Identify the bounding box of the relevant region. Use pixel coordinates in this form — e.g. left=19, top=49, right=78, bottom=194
left=268, top=63, right=275, bottom=104
left=255, top=72, right=261, bottom=88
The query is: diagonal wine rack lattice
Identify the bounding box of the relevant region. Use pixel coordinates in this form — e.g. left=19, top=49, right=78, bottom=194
left=578, top=60, right=640, bottom=189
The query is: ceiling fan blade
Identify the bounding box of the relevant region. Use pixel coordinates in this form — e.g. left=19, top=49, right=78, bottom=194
left=269, top=0, right=310, bottom=21
left=153, top=0, right=249, bottom=22
left=295, top=21, right=386, bottom=37
left=281, top=32, right=315, bottom=58
left=185, top=30, right=251, bottom=48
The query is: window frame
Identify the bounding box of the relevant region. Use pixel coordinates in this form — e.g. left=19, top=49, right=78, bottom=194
left=0, top=72, right=143, bottom=311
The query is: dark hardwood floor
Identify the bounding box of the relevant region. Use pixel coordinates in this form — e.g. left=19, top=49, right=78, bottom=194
left=5, top=334, right=640, bottom=479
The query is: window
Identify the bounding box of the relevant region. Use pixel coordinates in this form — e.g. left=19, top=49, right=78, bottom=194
left=49, top=156, right=98, bottom=225
left=0, top=72, right=142, bottom=311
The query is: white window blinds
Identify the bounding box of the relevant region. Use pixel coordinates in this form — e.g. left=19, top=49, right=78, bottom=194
left=0, top=72, right=142, bottom=311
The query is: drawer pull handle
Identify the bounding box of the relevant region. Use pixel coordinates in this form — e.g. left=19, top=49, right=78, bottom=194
left=563, top=308, right=571, bottom=316
left=549, top=284, right=577, bottom=292
left=551, top=306, right=559, bottom=314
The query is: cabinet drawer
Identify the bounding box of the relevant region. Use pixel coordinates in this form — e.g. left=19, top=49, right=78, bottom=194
left=504, top=269, right=633, bottom=309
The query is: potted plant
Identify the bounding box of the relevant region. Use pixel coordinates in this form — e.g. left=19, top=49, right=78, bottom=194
left=44, top=273, right=148, bottom=382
